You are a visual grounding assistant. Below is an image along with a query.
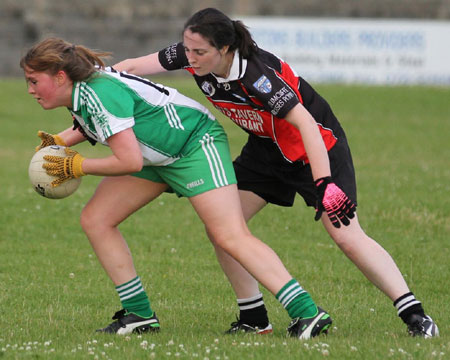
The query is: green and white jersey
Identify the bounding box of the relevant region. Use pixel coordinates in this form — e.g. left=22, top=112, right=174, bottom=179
left=70, top=68, right=216, bottom=166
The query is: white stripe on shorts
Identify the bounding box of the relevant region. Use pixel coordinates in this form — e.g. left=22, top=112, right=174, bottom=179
left=200, top=133, right=228, bottom=188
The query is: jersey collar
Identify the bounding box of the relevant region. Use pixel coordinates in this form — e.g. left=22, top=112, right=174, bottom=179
left=212, top=50, right=247, bottom=83
left=71, top=81, right=81, bottom=111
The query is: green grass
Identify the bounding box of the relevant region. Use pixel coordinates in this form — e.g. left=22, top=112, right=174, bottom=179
left=0, top=77, right=449, bottom=359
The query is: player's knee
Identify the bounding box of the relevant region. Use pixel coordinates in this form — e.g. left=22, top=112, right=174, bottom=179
left=209, top=231, right=239, bottom=254
left=211, top=229, right=254, bottom=257
left=80, top=205, right=105, bottom=235
left=79, top=207, right=93, bottom=234
left=330, top=229, right=365, bottom=255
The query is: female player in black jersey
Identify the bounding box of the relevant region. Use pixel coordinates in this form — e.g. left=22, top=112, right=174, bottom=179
left=114, top=8, right=438, bottom=337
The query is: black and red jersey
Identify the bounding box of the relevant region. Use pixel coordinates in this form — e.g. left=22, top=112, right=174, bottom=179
left=158, top=42, right=343, bottom=163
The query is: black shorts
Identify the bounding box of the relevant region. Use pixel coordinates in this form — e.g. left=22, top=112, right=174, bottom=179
left=233, top=134, right=357, bottom=207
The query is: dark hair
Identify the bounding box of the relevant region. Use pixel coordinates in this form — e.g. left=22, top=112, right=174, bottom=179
left=183, top=8, right=258, bottom=58
left=20, top=37, right=111, bottom=81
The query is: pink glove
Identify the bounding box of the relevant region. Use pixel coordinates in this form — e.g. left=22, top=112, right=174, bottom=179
left=314, top=177, right=356, bottom=228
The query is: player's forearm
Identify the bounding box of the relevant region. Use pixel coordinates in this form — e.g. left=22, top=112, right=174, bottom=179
left=285, top=104, right=331, bottom=180
left=301, top=122, right=331, bottom=181
left=113, top=53, right=166, bottom=76
left=58, top=126, right=86, bottom=147
left=81, top=155, right=143, bottom=176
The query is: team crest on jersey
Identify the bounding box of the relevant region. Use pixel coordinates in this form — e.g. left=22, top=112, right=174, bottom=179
left=201, top=81, right=215, bottom=96
left=253, top=75, right=272, bottom=94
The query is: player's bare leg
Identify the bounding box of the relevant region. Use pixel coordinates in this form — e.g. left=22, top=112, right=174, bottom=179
left=210, top=190, right=272, bottom=333
left=80, top=176, right=167, bottom=285
left=81, top=176, right=167, bottom=334
left=321, top=213, right=409, bottom=301
left=322, top=213, right=438, bottom=337
left=194, top=185, right=331, bottom=338
left=192, top=185, right=291, bottom=294
left=211, top=190, right=267, bottom=297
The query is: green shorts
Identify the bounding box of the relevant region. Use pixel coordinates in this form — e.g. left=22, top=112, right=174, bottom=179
left=132, top=123, right=237, bottom=197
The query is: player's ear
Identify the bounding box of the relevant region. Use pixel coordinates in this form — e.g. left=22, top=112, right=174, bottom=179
left=219, top=45, right=230, bottom=55
left=55, top=70, right=69, bottom=85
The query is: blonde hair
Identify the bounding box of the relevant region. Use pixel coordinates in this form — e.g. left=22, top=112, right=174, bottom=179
left=20, top=37, right=111, bottom=81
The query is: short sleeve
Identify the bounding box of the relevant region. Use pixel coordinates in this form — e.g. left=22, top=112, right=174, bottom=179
left=158, top=42, right=190, bottom=70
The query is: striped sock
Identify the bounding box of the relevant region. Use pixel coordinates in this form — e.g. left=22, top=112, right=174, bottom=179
left=394, top=292, right=425, bottom=324
left=276, top=279, right=318, bottom=319
left=237, top=293, right=269, bottom=328
left=116, top=276, right=153, bottom=318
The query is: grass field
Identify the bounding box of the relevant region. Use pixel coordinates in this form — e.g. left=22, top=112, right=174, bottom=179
left=0, top=76, right=449, bottom=359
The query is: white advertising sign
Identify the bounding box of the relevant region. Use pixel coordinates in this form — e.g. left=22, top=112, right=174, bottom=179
left=241, top=17, right=450, bottom=85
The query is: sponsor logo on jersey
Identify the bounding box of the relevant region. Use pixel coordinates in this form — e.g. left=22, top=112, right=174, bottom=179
left=186, top=178, right=205, bottom=189
left=252, top=75, right=272, bottom=94
left=267, top=86, right=296, bottom=116
left=201, top=81, right=215, bottom=96
left=214, top=105, right=265, bottom=133
left=164, top=43, right=178, bottom=65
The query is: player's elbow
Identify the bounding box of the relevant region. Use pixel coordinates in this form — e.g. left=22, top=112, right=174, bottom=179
left=126, top=156, right=143, bottom=173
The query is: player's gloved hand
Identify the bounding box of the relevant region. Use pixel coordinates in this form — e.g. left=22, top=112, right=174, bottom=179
left=42, top=147, right=86, bottom=187
left=36, top=130, right=66, bottom=152
left=314, top=176, right=356, bottom=228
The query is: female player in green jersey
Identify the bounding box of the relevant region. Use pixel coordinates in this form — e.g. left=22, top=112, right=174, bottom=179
left=20, top=37, right=331, bottom=338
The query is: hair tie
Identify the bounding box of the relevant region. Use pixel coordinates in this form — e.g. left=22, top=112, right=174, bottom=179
left=64, top=45, right=76, bottom=53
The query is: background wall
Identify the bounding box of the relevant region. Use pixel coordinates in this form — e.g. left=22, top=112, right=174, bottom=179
left=2, top=0, right=450, bottom=77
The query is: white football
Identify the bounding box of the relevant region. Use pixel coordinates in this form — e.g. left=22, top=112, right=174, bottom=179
left=29, top=145, right=81, bottom=199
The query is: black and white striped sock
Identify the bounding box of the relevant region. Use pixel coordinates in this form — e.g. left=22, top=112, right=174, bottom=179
left=237, top=293, right=269, bottom=328
left=394, top=292, right=425, bottom=324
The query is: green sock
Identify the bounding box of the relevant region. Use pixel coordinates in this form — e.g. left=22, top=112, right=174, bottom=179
left=116, top=276, right=153, bottom=318
left=276, top=279, right=318, bottom=319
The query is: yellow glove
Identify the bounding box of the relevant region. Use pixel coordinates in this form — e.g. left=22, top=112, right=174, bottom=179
left=43, top=147, right=86, bottom=187
left=36, top=130, right=66, bottom=152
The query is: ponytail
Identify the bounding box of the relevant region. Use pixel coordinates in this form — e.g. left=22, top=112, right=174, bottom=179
left=20, top=37, right=111, bottom=81
left=231, top=20, right=258, bottom=58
